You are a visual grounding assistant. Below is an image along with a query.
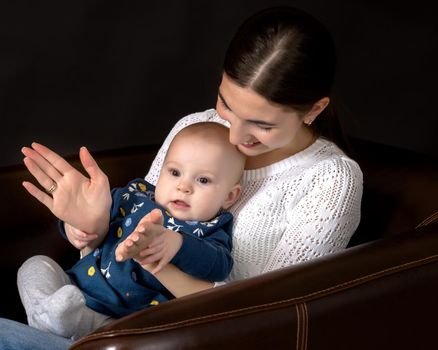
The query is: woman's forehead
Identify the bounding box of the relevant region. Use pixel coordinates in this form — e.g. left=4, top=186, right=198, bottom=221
left=218, top=74, right=298, bottom=122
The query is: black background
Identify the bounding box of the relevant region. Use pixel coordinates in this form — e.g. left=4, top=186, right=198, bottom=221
left=1, top=0, right=437, bottom=168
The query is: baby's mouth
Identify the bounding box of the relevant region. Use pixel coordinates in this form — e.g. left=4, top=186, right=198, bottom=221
left=171, top=200, right=190, bottom=209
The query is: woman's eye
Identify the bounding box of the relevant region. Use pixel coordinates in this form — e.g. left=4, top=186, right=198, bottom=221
left=218, top=97, right=230, bottom=111
left=198, top=177, right=210, bottom=184
left=257, top=125, right=272, bottom=132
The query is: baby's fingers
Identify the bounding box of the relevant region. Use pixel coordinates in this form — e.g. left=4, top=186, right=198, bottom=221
left=72, top=239, right=89, bottom=250
left=72, top=233, right=98, bottom=242
left=115, top=236, right=139, bottom=262
left=115, top=242, right=129, bottom=262
left=150, top=257, right=170, bottom=275
left=139, top=242, right=164, bottom=258
left=136, top=208, right=164, bottom=230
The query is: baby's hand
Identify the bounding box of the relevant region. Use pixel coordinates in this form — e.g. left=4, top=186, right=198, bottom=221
left=135, top=228, right=183, bottom=275
left=64, top=222, right=108, bottom=259
left=65, top=223, right=99, bottom=250
left=115, top=209, right=165, bottom=263
left=115, top=209, right=183, bottom=274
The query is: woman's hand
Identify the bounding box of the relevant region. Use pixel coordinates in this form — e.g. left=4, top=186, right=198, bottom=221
left=22, top=143, right=112, bottom=237
left=115, top=209, right=183, bottom=274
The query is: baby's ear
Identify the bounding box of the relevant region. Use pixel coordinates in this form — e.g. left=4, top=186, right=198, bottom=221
left=222, top=184, right=241, bottom=210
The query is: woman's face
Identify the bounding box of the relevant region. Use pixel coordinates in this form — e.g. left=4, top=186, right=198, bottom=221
left=216, top=73, right=315, bottom=168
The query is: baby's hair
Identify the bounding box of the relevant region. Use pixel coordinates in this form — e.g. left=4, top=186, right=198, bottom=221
left=169, top=122, right=245, bottom=183
left=170, top=122, right=234, bottom=151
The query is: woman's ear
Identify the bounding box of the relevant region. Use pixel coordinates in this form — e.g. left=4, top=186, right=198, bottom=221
left=304, top=97, right=330, bottom=125
left=222, top=184, right=241, bottom=210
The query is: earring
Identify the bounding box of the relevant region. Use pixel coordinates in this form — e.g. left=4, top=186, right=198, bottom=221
left=306, top=120, right=313, bottom=126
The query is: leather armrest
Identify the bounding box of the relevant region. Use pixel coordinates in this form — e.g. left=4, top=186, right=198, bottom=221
left=70, top=223, right=438, bottom=350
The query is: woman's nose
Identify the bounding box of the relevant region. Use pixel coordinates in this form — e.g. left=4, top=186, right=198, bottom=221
left=228, top=121, right=246, bottom=145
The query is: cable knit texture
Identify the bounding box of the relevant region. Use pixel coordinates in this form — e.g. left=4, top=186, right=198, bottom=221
left=146, top=109, right=363, bottom=281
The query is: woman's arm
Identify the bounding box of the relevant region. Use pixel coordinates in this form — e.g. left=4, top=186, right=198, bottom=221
left=143, top=263, right=214, bottom=298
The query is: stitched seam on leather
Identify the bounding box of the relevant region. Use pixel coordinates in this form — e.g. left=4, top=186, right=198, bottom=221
left=302, top=303, right=308, bottom=350
left=416, top=211, right=438, bottom=228
left=296, top=303, right=308, bottom=350
left=296, top=304, right=300, bottom=350
left=77, top=254, right=438, bottom=342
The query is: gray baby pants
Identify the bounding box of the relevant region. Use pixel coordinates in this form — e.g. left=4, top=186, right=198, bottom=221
left=17, top=255, right=113, bottom=340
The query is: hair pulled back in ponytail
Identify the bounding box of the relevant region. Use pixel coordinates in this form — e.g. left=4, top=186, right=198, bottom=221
left=223, top=6, right=348, bottom=150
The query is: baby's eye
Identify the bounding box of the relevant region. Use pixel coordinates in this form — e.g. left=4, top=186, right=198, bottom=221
left=170, top=169, right=180, bottom=177
left=198, top=177, right=210, bottom=184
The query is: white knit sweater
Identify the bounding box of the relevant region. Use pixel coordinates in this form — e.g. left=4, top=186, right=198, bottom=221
left=145, top=109, right=363, bottom=282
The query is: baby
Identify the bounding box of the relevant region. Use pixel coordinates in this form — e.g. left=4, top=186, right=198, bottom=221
left=18, top=122, right=245, bottom=340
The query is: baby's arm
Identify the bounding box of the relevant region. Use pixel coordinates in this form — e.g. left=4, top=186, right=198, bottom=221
left=115, top=209, right=173, bottom=266
left=118, top=212, right=233, bottom=281
left=117, top=210, right=233, bottom=297
left=115, top=209, right=214, bottom=297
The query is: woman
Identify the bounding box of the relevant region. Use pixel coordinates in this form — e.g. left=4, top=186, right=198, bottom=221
left=0, top=6, right=362, bottom=349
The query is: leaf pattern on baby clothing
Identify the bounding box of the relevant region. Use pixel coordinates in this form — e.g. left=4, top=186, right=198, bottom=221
left=193, top=228, right=204, bottom=237
left=166, top=217, right=183, bottom=232
left=200, top=217, right=219, bottom=227
left=100, top=261, right=112, bottom=279
left=130, top=202, right=144, bottom=214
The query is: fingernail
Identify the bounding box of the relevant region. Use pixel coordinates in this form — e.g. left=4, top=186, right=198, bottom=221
left=138, top=226, right=145, bottom=233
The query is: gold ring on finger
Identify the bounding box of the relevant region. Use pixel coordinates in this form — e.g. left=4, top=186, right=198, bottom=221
left=46, top=182, right=57, bottom=195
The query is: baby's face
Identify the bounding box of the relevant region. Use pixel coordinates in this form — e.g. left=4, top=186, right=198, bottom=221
left=154, top=136, right=240, bottom=222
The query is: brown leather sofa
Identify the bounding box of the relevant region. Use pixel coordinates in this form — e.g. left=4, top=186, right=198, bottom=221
left=1, top=138, right=437, bottom=349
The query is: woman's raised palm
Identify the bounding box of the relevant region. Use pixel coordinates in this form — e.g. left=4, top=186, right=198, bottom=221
left=22, top=143, right=112, bottom=237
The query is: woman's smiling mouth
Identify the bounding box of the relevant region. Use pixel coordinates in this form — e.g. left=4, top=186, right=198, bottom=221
left=240, top=141, right=261, bottom=148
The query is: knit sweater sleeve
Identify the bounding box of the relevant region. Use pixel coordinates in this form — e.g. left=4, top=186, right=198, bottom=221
left=262, top=157, right=363, bottom=273
left=145, top=109, right=227, bottom=185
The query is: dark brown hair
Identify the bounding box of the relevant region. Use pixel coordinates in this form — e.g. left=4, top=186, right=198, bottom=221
left=223, top=6, right=347, bottom=150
